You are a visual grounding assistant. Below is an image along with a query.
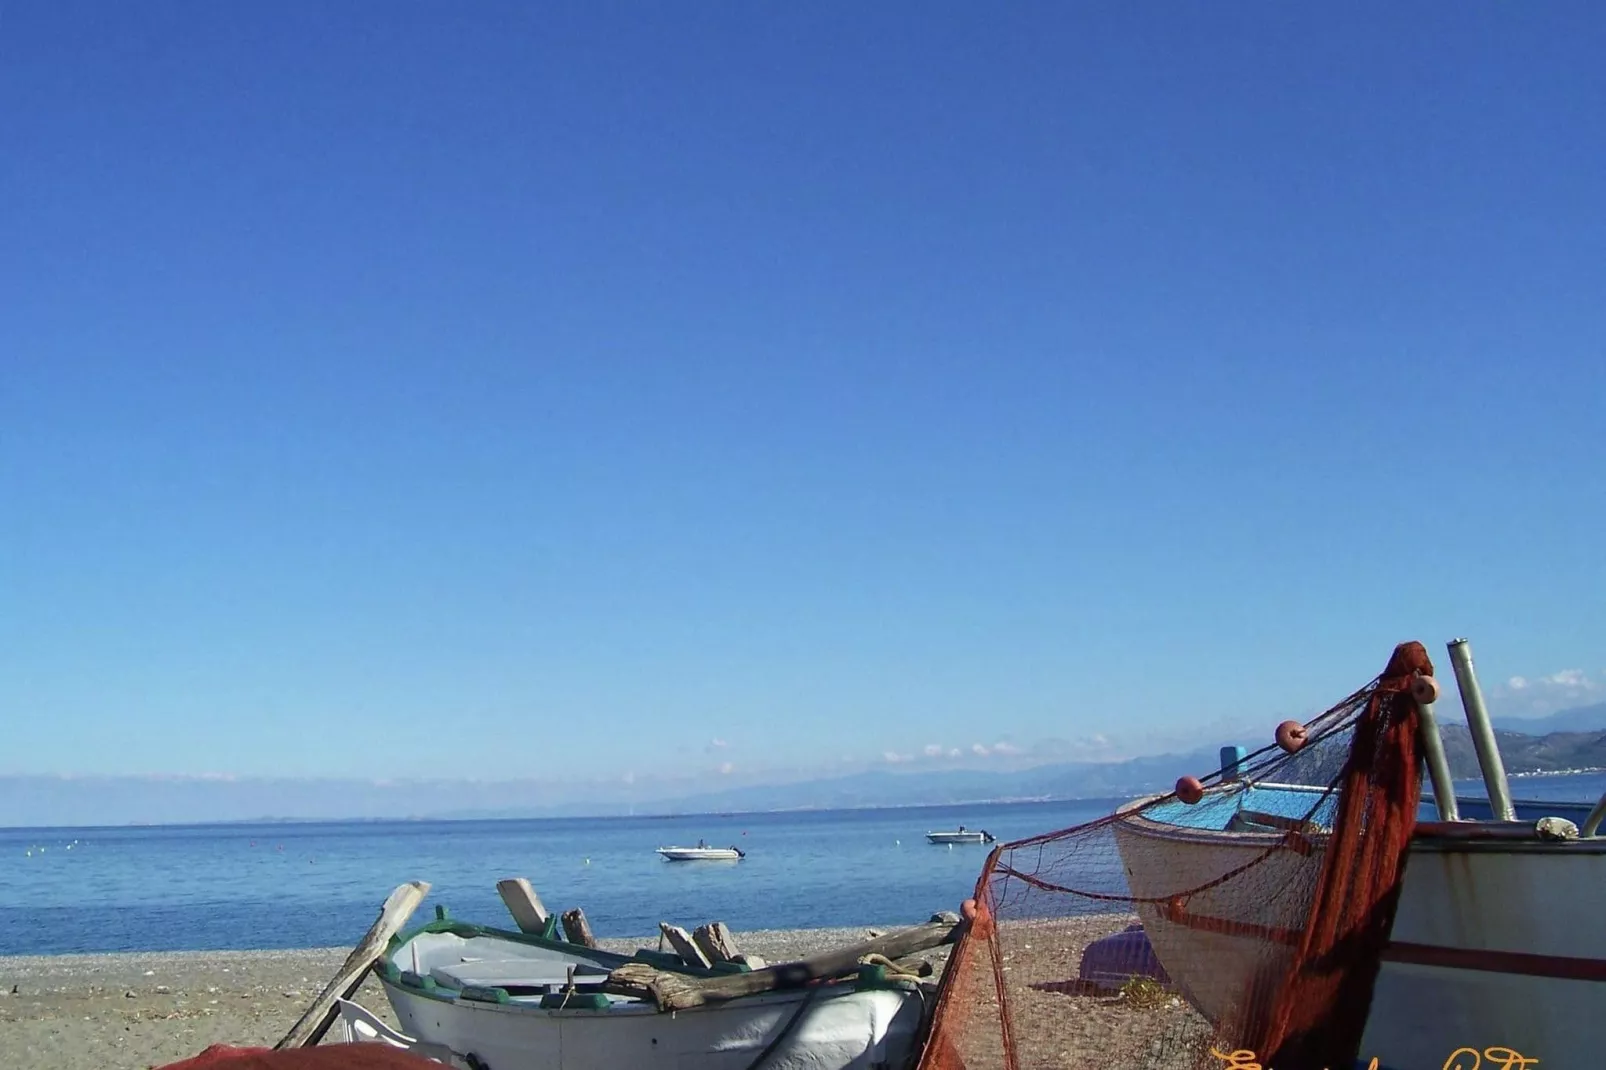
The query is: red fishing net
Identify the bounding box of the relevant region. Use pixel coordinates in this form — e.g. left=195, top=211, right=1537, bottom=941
left=918, top=642, right=1431, bottom=1070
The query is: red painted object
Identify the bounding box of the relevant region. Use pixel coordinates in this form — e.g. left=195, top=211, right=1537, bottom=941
left=158, top=1045, right=445, bottom=1069
left=1275, top=719, right=1308, bottom=753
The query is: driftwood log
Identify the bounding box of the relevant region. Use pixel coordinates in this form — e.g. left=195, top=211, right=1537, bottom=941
left=562, top=907, right=598, bottom=948
left=605, top=918, right=960, bottom=1012
left=276, top=880, right=430, bottom=1049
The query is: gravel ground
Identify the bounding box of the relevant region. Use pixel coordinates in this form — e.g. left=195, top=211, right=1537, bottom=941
left=0, top=926, right=952, bottom=1070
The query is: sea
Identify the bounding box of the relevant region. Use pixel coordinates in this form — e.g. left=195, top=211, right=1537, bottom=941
left=4, top=772, right=1603, bottom=958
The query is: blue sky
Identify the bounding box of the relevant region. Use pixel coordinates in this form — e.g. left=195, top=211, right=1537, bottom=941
left=3, top=3, right=1603, bottom=795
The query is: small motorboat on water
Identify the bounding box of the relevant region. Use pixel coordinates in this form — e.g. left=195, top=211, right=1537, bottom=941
left=656, top=840, right=745, bottom=861
left=925, top=827, right=994, bottom=845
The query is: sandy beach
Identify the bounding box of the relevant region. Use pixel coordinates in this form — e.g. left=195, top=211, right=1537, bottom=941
left=0, top=927, right=952, bottom=1070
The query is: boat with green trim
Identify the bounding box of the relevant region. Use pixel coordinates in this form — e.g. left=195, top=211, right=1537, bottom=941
left=367, top=911, right=932, bottom=1070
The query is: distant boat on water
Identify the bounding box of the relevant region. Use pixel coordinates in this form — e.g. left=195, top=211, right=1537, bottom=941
left=656, top=840, right=745, bottom=861
left=925, top=827, right=994, bottom=845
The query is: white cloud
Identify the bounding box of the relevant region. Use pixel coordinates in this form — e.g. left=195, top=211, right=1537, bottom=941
left=922, top=744, right=944, bottom=758
left=1491, top=667, right=1600, bottom=718
left=622, top=771, right=636, bottom=785
left=971, top=743, right=991, bottom=756
left=947, top=747, right=962, bottom=758
left=883, top=751, right=914, bottom=764
left=718, top=762, right=735, bottom=775
left=704, top=738, right=729, bottom=753
left=993, top=741, right=1022, bottom=755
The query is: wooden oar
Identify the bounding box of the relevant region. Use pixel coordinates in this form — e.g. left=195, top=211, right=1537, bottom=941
left=276, top=880, right=431, bottom=1049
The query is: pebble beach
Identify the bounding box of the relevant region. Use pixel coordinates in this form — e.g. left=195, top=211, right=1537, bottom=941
left=0, top=927, right=951, bottom=1070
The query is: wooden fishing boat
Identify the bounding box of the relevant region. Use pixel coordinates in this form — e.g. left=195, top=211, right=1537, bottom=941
left=368, top=917, right=937, bottom=1070
left=1109, top=638, right=1606, bottom=1069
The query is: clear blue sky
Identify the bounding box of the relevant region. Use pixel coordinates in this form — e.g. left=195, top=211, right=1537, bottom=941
left=4, top=3, right=1603, bottom=790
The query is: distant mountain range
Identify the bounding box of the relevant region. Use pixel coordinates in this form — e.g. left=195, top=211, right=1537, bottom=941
left=1492, top=701, right=1606, bottom=736
left=5, top=705, right=1604, bottom=828
left=446, top=746, right=1230, bottom=819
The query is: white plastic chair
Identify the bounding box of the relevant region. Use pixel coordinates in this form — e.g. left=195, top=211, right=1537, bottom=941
left=333, top=998, right=463, bottom=1065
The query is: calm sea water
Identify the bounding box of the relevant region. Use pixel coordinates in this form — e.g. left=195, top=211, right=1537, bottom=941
left=5, top=772, right=1601, bottom=958
left=0, top=799, right=1115, bottom=956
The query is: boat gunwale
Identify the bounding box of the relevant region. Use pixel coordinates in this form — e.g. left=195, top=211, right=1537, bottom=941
left=1111, top=791, right=1312, bottom=848
left=1112, top=793, right=1606, bottom=854
left=378, top=969, right=877, bottom=1015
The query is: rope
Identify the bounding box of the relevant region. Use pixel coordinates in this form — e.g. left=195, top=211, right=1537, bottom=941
left=859, top=953, right=926, bottom=982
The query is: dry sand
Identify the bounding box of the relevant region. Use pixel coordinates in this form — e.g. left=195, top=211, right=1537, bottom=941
left=0, top=927, right=952, bottom=1070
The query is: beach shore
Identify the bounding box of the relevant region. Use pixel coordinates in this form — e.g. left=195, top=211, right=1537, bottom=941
left=0, top=926, right=950, bottom=1070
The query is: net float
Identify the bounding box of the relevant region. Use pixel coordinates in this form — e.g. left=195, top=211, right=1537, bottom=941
left=1276, top=720, right=1308, bottom=753
left=960, top=898, right=978, bottom=921
left=1410, top=674, right=1440, bottom=705
left=1175, top=775, right=1205, bottom=804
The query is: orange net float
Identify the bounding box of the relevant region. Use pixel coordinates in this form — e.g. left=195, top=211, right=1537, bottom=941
left=1175, top=775, right=1205, bottom=804
left=1410, top=674, right=1440, bottom=705
left=1276, top=719, right=1308, bottom=753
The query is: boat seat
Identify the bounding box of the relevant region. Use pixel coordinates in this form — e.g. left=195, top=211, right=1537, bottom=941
left=1227, top=809, right=1329, bottom=835
left=428, top=959, right=611, bottom=991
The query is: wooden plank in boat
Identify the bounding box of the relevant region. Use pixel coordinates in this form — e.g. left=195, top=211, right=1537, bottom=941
left=612, top=918, right=960, bottom=1012
left=562, top=908, right=598, bottom=948
left=276, top=880, right=430, bottom=1049
left=496, top=878, right=551, bottom=934
left=660, top=922, right=712, bottom=969
left=692, top=921, right=740, bottom=964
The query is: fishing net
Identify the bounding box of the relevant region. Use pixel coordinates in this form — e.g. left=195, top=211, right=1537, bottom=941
left=918, top=642, right=1432, bottom=1070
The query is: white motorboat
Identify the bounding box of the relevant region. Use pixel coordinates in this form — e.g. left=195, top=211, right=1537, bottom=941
left=656, top=845, right=745, bottom=861
left=369, top=917, right=930, bottom=1070
left=924, top=829, right=994, bottom=845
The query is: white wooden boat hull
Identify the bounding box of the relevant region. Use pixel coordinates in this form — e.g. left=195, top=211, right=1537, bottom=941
left=924, top=832, right=991, bottom=845
left=1357, top=839, right=1606, bottom=1070
left=377, top=925, right=926, bottom=1070
left=384, top=980, right=921, bottom=1070
left=1112, top=794, right=1606, bottom=1068
left=1110, top=795, right=1317, bottom=1026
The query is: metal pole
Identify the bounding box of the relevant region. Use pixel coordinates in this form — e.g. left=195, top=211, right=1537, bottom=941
left=1412, top=681, right=1459, bottom=822
left=1446, top=638, right=1516, bottom=822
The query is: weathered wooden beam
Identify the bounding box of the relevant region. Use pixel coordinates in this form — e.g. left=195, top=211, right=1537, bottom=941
left=692, top=921, right=740, bottom=964
left=496, top=878, right=550, bottom=934
left=562, top=907, right=598, bottom=948
left=602, top=961, right=702, bottom=1007
left=660, top=922, right=712, bottom=969
left=611, top=919, right=960, bottom=1013
left=275, top=880, right=430, bottom=1049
